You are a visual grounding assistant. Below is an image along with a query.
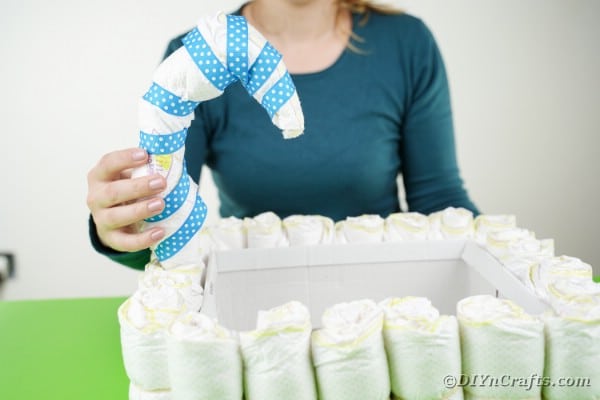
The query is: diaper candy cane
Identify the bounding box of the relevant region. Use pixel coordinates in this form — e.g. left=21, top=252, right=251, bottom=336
left=134, top=12, right=304, bottom=268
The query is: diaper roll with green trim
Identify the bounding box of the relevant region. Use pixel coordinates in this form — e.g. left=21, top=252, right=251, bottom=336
left=118, top=287, right=186, bottom=392
left=457, top=295, right=544, bottom=400
left=383, top=212, right=430, bottom=241
left=428, top=207, right=474, bottom=240
left=134, top=11, right=304, bottom=269
left=166, top=312, right=243, bottom=400
left=380, top=297, right=463, bottom=400
left=334, top=215, right=385, bottom=244
left=239, top=302, right=317, bottom=400
left=543, top=287, right=600, bottom=400
left=311, top=299, right=390, bottom=400
left=282, top=215, right=335, bottom=246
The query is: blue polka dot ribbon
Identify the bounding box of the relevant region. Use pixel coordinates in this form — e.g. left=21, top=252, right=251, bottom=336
left=143, top=83, right=199, bottom=116
left=183, top=28, right=237, bottom=91
left=261, top=72, right=296, bottom=118
left=246, top=42, right=282, bottom=95
left=226, top=15, right=249, bottom=85
left=145, top=165, right=190, bottom=223
left=139, top=129, right=187, bottom=155
left=155, top=194, right=207, bottom=261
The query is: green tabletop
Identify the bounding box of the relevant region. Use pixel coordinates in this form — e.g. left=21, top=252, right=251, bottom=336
left=0, top=297, right=129, bottom=400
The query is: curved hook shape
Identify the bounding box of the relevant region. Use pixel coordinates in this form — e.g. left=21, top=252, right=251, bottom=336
left=134, top=12, right=304, bottom=268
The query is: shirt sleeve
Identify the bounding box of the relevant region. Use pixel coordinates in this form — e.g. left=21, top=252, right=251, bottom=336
left=88, top=34, right=211, bottom=269
left=400, top=20, right=479, bottom=216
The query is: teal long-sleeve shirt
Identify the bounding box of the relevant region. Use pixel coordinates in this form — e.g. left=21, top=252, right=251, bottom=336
left=90, top=10, right=478, bottom=269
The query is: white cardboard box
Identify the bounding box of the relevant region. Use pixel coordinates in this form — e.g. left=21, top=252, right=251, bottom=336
left=201, top=240, right=547, bottom=331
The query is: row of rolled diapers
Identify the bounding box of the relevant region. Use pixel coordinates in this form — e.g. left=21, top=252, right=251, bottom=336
left=118, top=280, right=600, bottom=400
left=133, top=12, right=304, bottom=269
left=189, top=208, right=550, bottom=255
left=195, top=209, right=596, bottom=307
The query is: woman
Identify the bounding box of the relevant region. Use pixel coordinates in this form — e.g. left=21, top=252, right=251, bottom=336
left=87, top=0, right=478, bottom=269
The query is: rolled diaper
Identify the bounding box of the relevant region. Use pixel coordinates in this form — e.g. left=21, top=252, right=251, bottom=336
left=335, top=215, right=385, bottom=244
left=380, top=297, right=463, bottom=400
left=134, top=11, right=304, bottom=268
left=118, top=287, right=186, bottom=392
left=457, top=295, right=545, bottom=400
left=508, top=237, right=554, bottom=260
left=485, top=227, right=535, bottom=260
left=206, top=216, right=246, bottom=250
left=244, top=211, right=289, bottom=248
left=166, top=312, right=243, bottom=400
left=139, top=261, right=204, bottom=312
left=282, top=215, right=335, bottom=246
left=544, top=277, right=600, bottom=316
left=502, top=255, right=547, bottom=293
left=311, top=299, right=390, bottom=400
left=428, top=207, right=474, bottom=240
left=129, top=383, right=171, bottom=400
left=239, top=301, right=317, bottom=400
left=383, top=212, right=430, bottom=241
left=543, top=296, right=600, bottom=400
left=530, top=256, right=594, bottom=302
left=473, top=214, right=516, bottom=244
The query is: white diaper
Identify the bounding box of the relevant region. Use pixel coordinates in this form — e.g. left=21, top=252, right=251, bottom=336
left=118, top=287, right=185, bottom=392
left=380, top=297, right=463, bottom=400
left=311, top=299, right=390, bottom=400
left=244, top=211, right=289, bottom=248
left=239, top=301, right=317, bottom=400
left=166, top=312, right=243, bottom=400
left=282, top=215, right=335, bottom=246
left=457, top=295, right=544, bottom=400
left=335, top=215, right=385, bottom=244
left=428, top=207, right=474, bottom=240
left=383, top=212, right=430, bottom=241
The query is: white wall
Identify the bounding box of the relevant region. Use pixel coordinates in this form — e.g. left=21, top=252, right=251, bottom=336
left=0, top=0, right=598, bottom=300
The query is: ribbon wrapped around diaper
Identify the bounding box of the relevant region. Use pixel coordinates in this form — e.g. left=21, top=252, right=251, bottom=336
left=380, top=297, right=463, bottom=400
left=457, top=295, right=545, bottom=400
left=239, top=301, right=317, bottom=400
left=311, top=299, right=390, bottom=400
left=166, top=312, right=243, bottom=400
left=134, top=12, right=304, bottom=268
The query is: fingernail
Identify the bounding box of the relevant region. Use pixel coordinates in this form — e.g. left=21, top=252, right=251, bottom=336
left=148, top=199, right=163, bottom=212
left=149, top=177, right=165, bottom=190
left=150, top=230, right=164, bottom=241
left=132, top=149, right=146, bottom=161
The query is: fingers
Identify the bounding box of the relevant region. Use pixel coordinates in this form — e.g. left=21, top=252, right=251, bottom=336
left=96, top=197, right=165, bottom=230
left=99, top=225, right=165, bottom=253
left=89, top=173, right=167, bottom=211
left=94, top=197, right=166, bottom=252
left=86, top=148, right=170, bottom=253
left=88, top=148, right=148, bottom=183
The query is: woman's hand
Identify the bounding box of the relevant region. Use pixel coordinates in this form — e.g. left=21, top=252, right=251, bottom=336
left=87, top=148, right=166, bottom=252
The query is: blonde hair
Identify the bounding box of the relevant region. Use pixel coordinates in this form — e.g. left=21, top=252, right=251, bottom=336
left=335, top=0, right=402, bottom=52
left=337, top=0, right=402, bottom=17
